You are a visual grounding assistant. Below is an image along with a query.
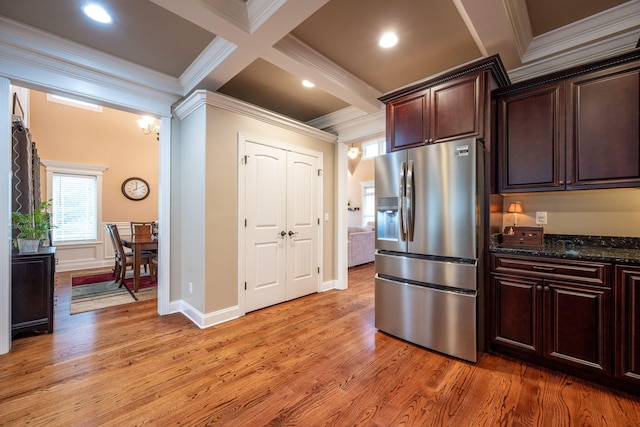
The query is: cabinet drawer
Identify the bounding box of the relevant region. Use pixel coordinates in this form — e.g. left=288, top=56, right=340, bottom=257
left=492, top=254, right=611, bottom=286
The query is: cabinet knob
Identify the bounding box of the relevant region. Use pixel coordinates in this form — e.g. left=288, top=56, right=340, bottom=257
left=536, top=285, right=543, bottom=291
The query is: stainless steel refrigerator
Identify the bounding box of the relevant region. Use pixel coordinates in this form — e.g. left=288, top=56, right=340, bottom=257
left=374, top=138, right=484, bottom=363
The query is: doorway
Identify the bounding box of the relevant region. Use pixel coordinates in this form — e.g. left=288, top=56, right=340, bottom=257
left=240, top=133, right=322, bottom=313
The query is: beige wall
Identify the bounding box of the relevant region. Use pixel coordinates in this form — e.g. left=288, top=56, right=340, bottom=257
left=178, top=102, right=337, bottom=315
left=29, top=90, right=159, bottom=223
left=501, top=189, right=640, bottom=237
left=346, top=142, right=375, bottom=227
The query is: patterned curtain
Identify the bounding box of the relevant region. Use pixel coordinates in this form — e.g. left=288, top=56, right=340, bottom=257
left=11, top=120, right=40, bottom=241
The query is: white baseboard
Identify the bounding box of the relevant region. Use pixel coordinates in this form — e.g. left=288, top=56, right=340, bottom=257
left=179, top=300, right=242, bottom=329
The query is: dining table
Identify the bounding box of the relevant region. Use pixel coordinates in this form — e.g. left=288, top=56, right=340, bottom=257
left=121, top=234, right=158, bottom=292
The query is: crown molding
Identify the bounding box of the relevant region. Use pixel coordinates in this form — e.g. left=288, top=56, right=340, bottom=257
left=306, top=106, right=369, bottom=130
left=174, top=90, right=338, bottom=143
left=202, top=0, right=250, bottom=33
left=508, top=31, right=639, bottom=83
left=180, top=37, right=238, bottom=94
left=323, top=110, right=385, bottom=144
left=247, top=0, right=288, bottom=33
left=522, top=1, right=640, bottom=63
left=0, top=17, right=181, bottom=116
left=502, top=0, right=533, bottom=58
left=275, top=34, right=382, bottom=113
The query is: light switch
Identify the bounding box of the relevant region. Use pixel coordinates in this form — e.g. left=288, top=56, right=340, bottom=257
left=536, top=211, right=547, bottom=225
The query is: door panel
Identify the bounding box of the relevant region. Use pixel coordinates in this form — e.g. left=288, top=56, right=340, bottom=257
left=245, top=143, right=319, bottom=311
left=374, top=150, right=407, bottom=252
left=287, top=152, right=319, bottom=300
left=245, top=143, right=287, bottom=312
left=409, top=140, right=478, bottom=259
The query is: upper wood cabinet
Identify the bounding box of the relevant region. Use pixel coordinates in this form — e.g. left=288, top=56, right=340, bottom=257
left=497, top=83, right=565, bottom=192
left=495, top=50, right=640, bottom=193
left=382, top=55, right=509, bottom=152
left=566, top=64, right=640, bottom=190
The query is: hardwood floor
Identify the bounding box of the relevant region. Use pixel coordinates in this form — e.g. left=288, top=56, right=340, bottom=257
left=1, top=263, right=639, bottom=426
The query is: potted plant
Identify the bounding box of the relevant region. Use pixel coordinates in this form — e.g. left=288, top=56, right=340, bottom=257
left=12, top=200, right=53, bottom=253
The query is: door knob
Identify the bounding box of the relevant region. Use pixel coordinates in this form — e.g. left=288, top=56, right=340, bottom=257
left=279, top=231, right=287, bottom=237
left=288, top=231, right=298, bottom=237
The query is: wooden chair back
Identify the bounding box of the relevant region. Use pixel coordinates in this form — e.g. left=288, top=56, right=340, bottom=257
left=106, top=224, right=126, bottom=260
left=130, top=221, right=153, bottom=238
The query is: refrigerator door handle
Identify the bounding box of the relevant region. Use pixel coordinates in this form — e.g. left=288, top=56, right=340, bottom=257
left=399, top=161, right=407, bottom=241
left=407, top=160, right=414, bottom=241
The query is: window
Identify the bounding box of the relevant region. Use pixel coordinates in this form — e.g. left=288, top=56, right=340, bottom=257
left=52, top=173, right=97, bottom=242
left=42, top=161, right=107, bottom=244
left=362, top=139, right=386, bottom=159
left=360, top=181, right=375, bottom=226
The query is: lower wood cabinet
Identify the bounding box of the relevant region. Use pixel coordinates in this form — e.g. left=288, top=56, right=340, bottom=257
left=11, top=247, right=56, bottom=336
left=614, top=265, right=640, bottom=386
left=490, top=254, right=614, bottom=379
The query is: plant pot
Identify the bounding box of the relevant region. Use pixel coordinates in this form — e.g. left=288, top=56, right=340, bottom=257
left=17, top=238, right=40, bottom=253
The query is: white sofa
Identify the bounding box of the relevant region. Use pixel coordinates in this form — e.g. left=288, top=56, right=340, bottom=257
left=347, top=224, right=375, bottom=267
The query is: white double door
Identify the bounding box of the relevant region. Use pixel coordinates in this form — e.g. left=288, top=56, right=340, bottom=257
left=245, top=141, right=320, bottom=312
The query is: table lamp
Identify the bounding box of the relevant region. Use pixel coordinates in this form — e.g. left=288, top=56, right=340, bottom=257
left=507, top=201, right=523, bottom=226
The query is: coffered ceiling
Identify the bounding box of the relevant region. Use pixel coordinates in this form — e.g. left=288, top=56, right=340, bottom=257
left=0, top=0, right=637, bottom=126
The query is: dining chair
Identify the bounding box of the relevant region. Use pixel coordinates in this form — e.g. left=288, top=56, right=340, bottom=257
left=130, top=221, right=154, bottom=237
left=105, top=224, right=127, bottom=280
left=106, top=224, right=147, bottom=288
left=149, top=253, right=158, bottom=284
left=130, top=221, right=157, bottom=271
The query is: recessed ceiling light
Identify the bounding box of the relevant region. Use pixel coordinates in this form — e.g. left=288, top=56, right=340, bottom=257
left=302, top=80, right=315, bottom=88
left=83, top=4, right=112, bottom=24
left=379, top=31, right=398, bottom=48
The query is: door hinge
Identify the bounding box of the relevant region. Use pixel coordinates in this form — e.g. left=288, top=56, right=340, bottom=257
left=317, top=218, right=320, bottom=225
left=317, top=267, right=320, bottom=274
left=242, top=155, right=248, bottom=164
left=244, top=282, right=247, bottom=290
left=245, top=219, right=247, bottom=227
left=317, top=169, right=323, bottom=177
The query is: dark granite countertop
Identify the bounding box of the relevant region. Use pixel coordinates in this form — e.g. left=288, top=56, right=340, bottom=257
left=490, top=234, right=640, bottom=264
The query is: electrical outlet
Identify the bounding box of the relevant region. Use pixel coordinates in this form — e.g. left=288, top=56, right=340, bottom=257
left=536, top=211, right=547, bottom=225
left=189, top=282, right=193, bottom=294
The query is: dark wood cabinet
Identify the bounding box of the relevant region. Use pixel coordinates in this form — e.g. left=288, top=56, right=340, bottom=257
left=497, top=83, right=565, bottom=192
left=614, top=265, right=640, bottom=386
left=385, top=89, right=428, bottom=150
left=566, top=64, right=640, bottom=190
left=430, top=73, right=484, bottom=144
left=11, top=247, right=56, bottom=336
left=490, top=254, right=612, bottom=376
left=382, top=55, right=509, bottom=152
left=385, top=72, right=484, bottom=152
left=495, top=50, right=640, bottom=193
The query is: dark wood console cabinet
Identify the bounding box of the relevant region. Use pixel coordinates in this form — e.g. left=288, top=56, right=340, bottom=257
left=381, top=55, right=509, bottom=152
left=495, top=50, right=640, bottom=193
left=11, top=247, right=56, bottom=336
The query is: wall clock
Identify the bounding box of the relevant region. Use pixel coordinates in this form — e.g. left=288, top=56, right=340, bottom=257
left=121, top=177, right=150, bottom=201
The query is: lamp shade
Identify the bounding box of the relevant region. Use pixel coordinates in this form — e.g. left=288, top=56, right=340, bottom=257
left=507, top=201, right=523, bottom=214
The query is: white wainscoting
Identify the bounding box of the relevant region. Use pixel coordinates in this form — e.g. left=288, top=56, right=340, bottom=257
left=53, top=222, right=131, bottom=272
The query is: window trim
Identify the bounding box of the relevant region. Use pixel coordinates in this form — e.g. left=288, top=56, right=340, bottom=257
left=362, top=139, right=386, bottom=160
left=359, top=180, right=375, bottom=226
left=41, top=160, right=108, bottom=245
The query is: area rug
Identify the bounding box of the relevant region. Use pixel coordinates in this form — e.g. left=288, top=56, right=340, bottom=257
left=70, top=271, right=157, bottom=314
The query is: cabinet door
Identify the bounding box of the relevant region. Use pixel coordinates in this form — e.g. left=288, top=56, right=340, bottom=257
left=566, top=65, right=640, bottom=189
left=497, top=83, right=565, bottom=192
left=615, top=265, right=640, bottom=386
left=544, top=280, right=612, bottom=374
left=386, top=89, right=428, bottom=152
left=491, top=274, right=542, bottom=355
left=11, top=254, right=54, bottom=334
left=430, top=73, right=483, bottom=143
